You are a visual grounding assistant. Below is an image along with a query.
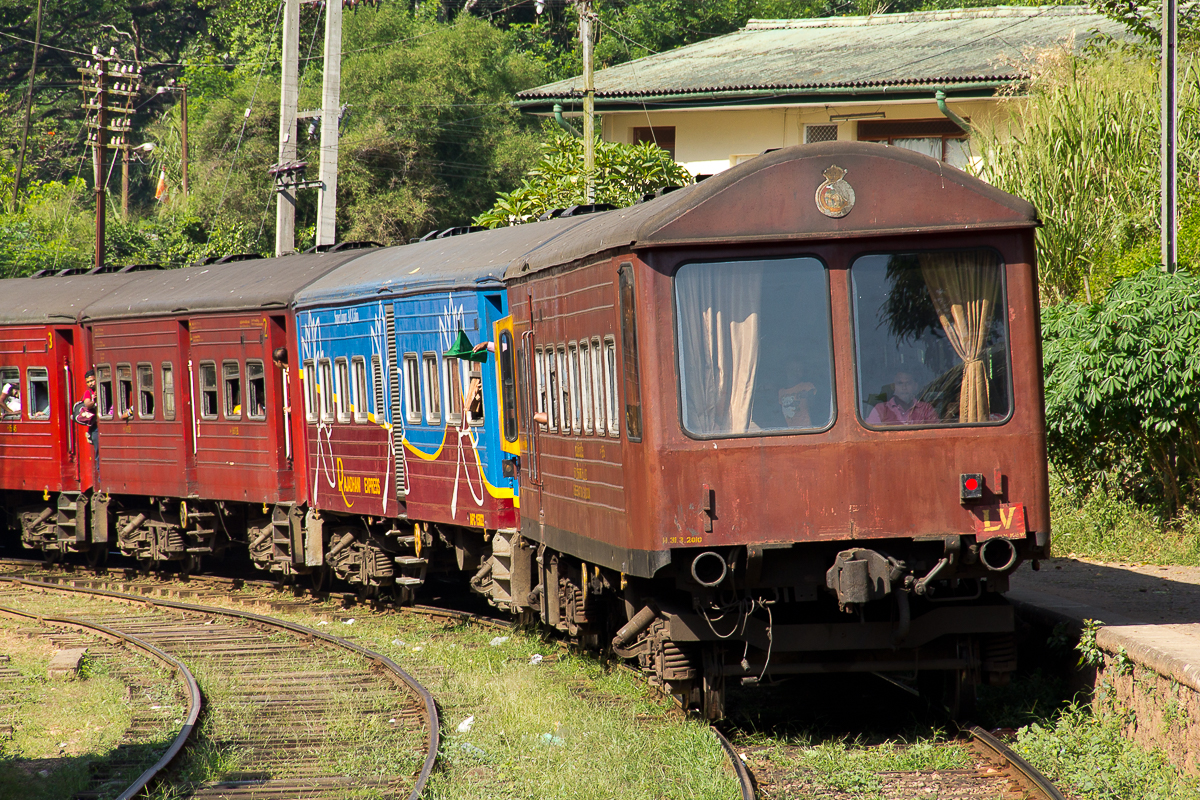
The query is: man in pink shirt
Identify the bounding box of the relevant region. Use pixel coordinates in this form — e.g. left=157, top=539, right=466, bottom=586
left=866, top=371, right=940, bottom=426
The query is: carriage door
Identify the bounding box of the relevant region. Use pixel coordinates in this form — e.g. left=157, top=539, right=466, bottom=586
left=56, top=328, right=78, bottom=484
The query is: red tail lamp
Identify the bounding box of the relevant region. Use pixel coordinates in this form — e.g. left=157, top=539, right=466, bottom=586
left=960, top=473, right=984, bottom=501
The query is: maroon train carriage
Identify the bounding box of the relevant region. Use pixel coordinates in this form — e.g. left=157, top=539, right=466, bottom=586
left=0, top=272, right=146, bottom=564
left=482, top=142, right=1048, bottom=717
left=74, top=251, right=372, bottom=573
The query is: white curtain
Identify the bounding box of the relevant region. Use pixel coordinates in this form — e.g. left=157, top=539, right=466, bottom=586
left=677, top=264, right=763, bottom=435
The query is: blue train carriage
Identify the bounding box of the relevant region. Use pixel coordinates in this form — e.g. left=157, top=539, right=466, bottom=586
left=291, top=225, right=584, bottom=602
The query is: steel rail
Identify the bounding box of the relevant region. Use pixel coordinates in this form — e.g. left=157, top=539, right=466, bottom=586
left=968, top=725, right=1066, bottom=800
left=0, top=600, right=202, bottom=800
left=0, top=575, right=440, bottom=800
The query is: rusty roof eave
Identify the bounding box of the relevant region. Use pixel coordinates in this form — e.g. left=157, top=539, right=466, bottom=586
left=631, top=219, right=1041, bottom=251
left=515, top=80, right=1016, bottom=110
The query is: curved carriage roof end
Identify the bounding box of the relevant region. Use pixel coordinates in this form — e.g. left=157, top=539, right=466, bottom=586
left=0, top=272, right=148, bottom=325
left=80, top=250, right=371, bottom=323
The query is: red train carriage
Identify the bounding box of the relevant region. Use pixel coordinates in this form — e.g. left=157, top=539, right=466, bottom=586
left=77, top=252, right=371, bottom=571
left=487, top=143, right=1048, bottom=717
left=0, top=273, right=144, bottom=563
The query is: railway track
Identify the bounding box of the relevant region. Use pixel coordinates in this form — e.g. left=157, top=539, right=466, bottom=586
left=0, top=565, right=437, bottom=800
left=0, top=559, right=1069, bottom=800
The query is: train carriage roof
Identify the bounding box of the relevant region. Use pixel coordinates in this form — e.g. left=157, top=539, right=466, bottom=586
left=79, top=250, right=372, bottom=323
left=0, top=273, right=147, bottom=325
left=292, top=217, right=598, bottom=309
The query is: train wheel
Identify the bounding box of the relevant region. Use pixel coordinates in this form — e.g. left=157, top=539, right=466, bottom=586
left=309, top=565, right=330, bottom=593
left=701, top=646, right=726, bottom=721
left=182, top=554, right=203, bottom=576
left=86, top=545, right=107, bottom=571
left=43, top=548, right=63, bottom=566
left=920, top=668, right=977, bottom=721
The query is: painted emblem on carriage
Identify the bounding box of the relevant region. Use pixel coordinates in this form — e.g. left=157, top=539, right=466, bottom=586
left=815, top=164, right=855, bottom=218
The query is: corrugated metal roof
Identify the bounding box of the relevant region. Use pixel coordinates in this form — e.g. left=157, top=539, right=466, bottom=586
left=81, top=251, right=371, bottom=322
left=293, top=218, right=599, bottom=308
left=516, top=6, right=1124, bottom=103
left=0, top=273, right=146, bottom=325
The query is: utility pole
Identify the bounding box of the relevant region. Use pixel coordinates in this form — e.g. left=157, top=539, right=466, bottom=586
left=275, top=0, right=301, bottom=256
left=85, top=58, right=109, bottom=271
left=180, top=85, right=189, bottom=199
left=577, top=0, right=595, bottom=202
left=80, top=56, right=140, bottom=269
left=316, top=0, right=342, bottom=247
left=12, top=0, right=44, bottom=206
left=122, top=145, right=130, bottom=217
left=1161, top=0, right=1178, bottom=274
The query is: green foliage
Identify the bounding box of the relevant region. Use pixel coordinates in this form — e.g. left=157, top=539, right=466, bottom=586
left=972, top=48, right=1200, bottom=303
left=1090, top=0, right=1200, bottom=46
left=474, top=130, right=691, bottom=227
left=1042, top=270, right=1200, bottom=511
left=1015, top=704, right=1200, bottom=800
left=1077, top=619, right=1106, bottom=668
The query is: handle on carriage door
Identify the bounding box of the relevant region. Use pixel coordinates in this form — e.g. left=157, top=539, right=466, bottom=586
left=188, top=359, right=199, bottom=454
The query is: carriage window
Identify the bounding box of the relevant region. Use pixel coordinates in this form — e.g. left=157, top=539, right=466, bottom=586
left=579, top=340, right=593, bottom=435
left=852, top=250, right=1010, bottom=427
left=223, top=360, right=242, bottom=420
left=371, top=355, right=384, bottom=423
left=136, top=363, right=155, bottom=419
left=404, top=353, right=422, bottom=424
left=335, top=357, right=352, bottom=423
left=567, top=342, right=582, bottom=434
left=675, top=257, right=834, bottom=438
left=444, top=356, right=463, bottom=425
left=26, top=367, right=50, bottom=420
left=466, top=361, right=484, bottom=426
left=319, top=358, right=335, bottom=422
left=0, top=367, right=19, bottom=419
left=116, top=364, right=134, bottom=420
left=619, top=263, right=643, bottom=441
left=535, top=348, right=551, bottom=431
left=352, top=356, right=369, bottom=423
left=545, top=347, right=559, bottom=432
left=499, top=332, right=518, bottom=443
left=423, top=353, right=442, bottom=426
left=556, top=345, right=570, bottom=433
left=198, top=362, right=218, bottom=420
left=303, top=359, right=318, bottom=422
left=246, top=360, right=266, bottom=420
left=94, top=365, right=113, bottom=420
left=603, top=337, right=619, bottom=437
left=161, top=363, right=176, bottom=421
left=590, top=338, right=605, bottom=435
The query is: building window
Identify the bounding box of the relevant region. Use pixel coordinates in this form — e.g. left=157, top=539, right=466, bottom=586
left=198, top=362, right=218, bottom=420
left=246, top=360, right=266, bottom=420
left=161, top=363, right=176, bottom=421
left=423, top=353, right=442, bottom=426
left=319, top=358, right=335, bottom=422
left=352, top=356, right=369, bottom=423
left=444, top=356, right=463, bottom=425
left=404, top=353, right=422, bottom=424
left=26, top=367, right=50, bottom=420
left=223, top=360, right=242, bottom=420
left=116, top=364, right=134, bottom=420
left=335, top=357, right=352, bottom=423
left=136, top=363, right=155, bottom=419
left=805, top=123, right=838, bottom=144
left=856, top=119, right=970, bottom=169
left=631, top=126, right=676, bottom=159
left=303, top=359, right=318, bottom=422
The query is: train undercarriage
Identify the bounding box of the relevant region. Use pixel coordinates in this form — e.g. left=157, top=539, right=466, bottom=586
left=6, top=489, right=1035, bottom=720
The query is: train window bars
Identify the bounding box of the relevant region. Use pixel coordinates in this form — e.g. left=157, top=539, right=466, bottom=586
left=95, top=365, right=114, bottom=420
left=0, top=367, right=18, bottom=419
left=116, top=364, right=134, bottom=422
left=556, top=345, right=570, bottom=433
left=403, top=353, right=422, bottom=424
left=851, top=250, right=1011, bottom=428
left=499, top=332, right=518, bottom=443
left=603, top=337, right=619, bottom=437
left=371, top=355, right=384, bottom=424
left=534, top=348, right=550, bottom=431
left=352, top=356, right=369, bottom=423
left=444, top=356, right=463, bottom=425
left=675, top=256, right=834, bottom=438
left=161, top=363, right=176, bottom=421
left=136, top=363, right=155, bottom=420
left=590, top=338, right=605, bottom=436
left=335, top=357, right=352, bottom=424
left=567, top=343, right=582, bottom=434
left=246, top=360, right=266, bottom=421
left=222, top=360, right=242, bottom=420
left=618, top=263, right=643, bottom=441
left=303, top=359, right=318, bottom=422
left=422, top=353, right=442, bottom=426
left=543, top=347, right=558, bottom=432
left=198, top=362, right=218, bottom=420
left=466, top=360, right=485, bottom=426
left=578, top=340, right=593, bottom=435
left=318, top=358, right=336, bottom=423
left=25, top=367, right=50, bottom=420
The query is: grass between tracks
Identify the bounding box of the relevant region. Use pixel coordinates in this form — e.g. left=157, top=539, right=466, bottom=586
left=0, top=616, right=183, bottom=800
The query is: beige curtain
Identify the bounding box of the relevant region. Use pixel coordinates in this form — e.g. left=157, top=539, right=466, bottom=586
left=919, top=250, right=1000, bottom=423
left=677, top=264, right=763, bottom=434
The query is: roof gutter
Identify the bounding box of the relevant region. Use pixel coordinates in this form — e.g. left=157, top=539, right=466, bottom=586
left=553, top=103, right=581, bottom=137
left=517, top=80, right=1011, bottom=111
left=935, top=89, right=972, bottom=133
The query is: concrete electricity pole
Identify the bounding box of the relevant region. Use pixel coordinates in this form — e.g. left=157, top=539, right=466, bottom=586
left=316, top=0, right=342, bottom=248
left=577, top=0, right=595, bottom=202
left=275, top=0, right=301, bottom=256
left=1161, top=0, right=1178, bottom=274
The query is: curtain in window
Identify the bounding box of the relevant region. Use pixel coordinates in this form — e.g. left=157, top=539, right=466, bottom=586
left=677, top=264, right=763, bottom=434
left=919, top=250, right=999, bottom=423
